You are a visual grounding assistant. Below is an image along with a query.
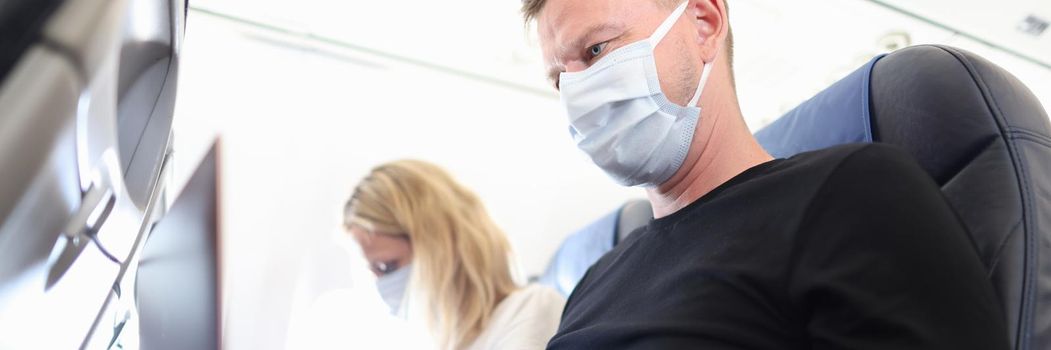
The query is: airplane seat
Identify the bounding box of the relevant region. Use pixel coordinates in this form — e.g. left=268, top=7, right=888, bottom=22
left=538, top=199, right=652, bottom=297
left=617, top=198, right=652, bottom=244
left=755, top=45, right=1051, bottom=350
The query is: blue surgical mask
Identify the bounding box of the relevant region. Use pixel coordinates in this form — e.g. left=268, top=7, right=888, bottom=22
left=376, top=264, right=411, bottom=316
left=559, top=0, right=714, bottom=187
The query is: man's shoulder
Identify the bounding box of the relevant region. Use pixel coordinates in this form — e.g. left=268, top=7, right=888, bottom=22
left=776, top=143, right=921, bottom=185
left=722, top=143, right=931, bottom=221
left=782, top=143, right=911, bottom=170
left=786, top=143, right=940, bottom=217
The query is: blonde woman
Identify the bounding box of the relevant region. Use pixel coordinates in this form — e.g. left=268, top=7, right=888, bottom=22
left=344, top=160, right=565, bottom=350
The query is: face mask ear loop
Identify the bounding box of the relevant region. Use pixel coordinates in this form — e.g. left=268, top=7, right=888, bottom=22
left=689, top=60, right=714, bottom=107
left=649, top=1, right=714, bottom=108
left=648, top=1, right=690, bottom=46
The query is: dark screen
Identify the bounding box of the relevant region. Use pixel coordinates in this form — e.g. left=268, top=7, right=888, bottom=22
left=135, top=144, right=220, bottom=350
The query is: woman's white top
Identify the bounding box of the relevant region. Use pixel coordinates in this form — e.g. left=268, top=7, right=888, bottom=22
left=465, top=284, right=566, bottom=350
left=285, top=284, right=564, bottom=350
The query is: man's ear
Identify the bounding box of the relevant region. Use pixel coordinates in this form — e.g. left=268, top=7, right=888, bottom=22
left=688, top=0, right=727, bottom=63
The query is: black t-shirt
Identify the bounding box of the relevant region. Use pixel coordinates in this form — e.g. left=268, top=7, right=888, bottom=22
left=547, top=144, right=1008, bottom=350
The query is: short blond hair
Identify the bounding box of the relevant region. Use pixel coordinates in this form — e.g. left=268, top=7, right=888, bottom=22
left=521, top=0, right=735, bottom=69
left=345, top=160, right=517, bottom=350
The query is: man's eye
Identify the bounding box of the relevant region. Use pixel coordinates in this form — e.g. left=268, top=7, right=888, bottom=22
left=588, top=42, right=608, bottom=60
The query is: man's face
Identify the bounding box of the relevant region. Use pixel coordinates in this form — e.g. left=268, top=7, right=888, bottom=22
left=536, top=0, right=702, bottom=107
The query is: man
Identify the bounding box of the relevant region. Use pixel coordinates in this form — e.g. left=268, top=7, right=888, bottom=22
left=522, top=0, right=1010, bottom=349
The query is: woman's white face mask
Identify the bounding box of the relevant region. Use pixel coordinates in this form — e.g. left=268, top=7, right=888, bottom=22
left=376, top=263, right=412, bottom=317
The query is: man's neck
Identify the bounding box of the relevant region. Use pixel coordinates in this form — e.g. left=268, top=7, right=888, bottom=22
left=646, top=105, right=773, bottom=218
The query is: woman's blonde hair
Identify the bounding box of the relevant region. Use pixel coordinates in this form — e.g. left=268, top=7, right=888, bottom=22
left=344, top=160, right=518, bottom=349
